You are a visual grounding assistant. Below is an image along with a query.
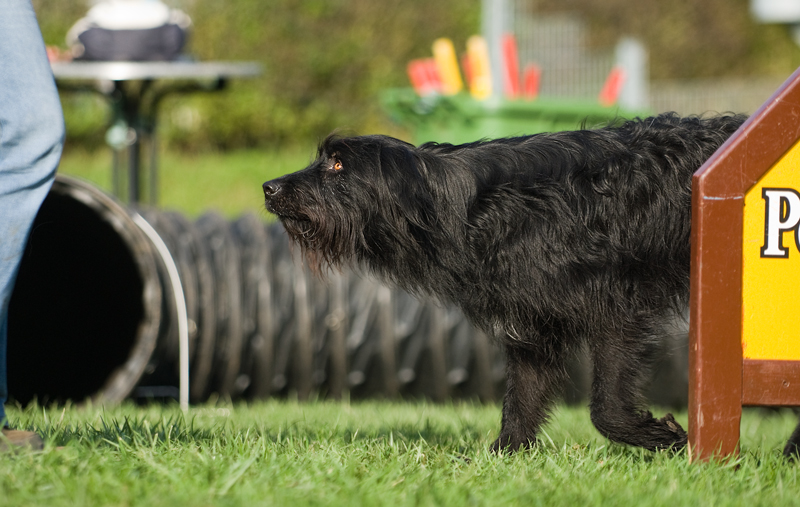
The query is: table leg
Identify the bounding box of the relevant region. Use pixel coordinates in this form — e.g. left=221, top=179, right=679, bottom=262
left=128, top=130, right=141, bottom=203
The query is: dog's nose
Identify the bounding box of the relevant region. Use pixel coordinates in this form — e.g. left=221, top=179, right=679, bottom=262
left=263, top=180, right=282, bottom=199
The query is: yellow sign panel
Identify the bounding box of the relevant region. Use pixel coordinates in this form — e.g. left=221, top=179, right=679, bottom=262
left=742, top=138, right=800, bottom=360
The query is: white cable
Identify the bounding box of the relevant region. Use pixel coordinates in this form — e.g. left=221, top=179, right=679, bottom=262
left=133, top=213, right=189, bottom=411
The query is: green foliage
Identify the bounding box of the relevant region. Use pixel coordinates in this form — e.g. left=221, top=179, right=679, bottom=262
left=34, top=0, right=800, bottom=152
left=35, top=0, right=480, bottom=151
left=2, top=401, right=800, bottom=506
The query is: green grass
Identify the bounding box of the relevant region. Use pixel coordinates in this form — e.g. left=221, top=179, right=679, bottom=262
left=56, top=146, right=317, bottom=218
left=2, top=401, right=799, bottom=506
left=47, top=148, right=800, bottom=504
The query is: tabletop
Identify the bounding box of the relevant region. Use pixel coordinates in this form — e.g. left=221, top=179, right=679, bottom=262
left=50, top=60, right=262, bottom=81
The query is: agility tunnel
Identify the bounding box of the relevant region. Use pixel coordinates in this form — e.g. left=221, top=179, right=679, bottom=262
left=7, top=175, right=687, bottom=407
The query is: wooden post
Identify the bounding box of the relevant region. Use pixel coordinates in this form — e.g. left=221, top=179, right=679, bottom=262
left=690, top=66, right=800, bottom=461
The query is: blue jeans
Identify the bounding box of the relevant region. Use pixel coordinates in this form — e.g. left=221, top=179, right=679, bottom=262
left=0, top=1, right=65, bottom=425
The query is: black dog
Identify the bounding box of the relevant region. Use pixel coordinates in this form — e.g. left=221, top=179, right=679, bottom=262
left=264, top=113, right=762, bottom=454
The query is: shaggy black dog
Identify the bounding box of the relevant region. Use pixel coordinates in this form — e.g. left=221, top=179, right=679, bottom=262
left=264, top=113, right=752, bottom=453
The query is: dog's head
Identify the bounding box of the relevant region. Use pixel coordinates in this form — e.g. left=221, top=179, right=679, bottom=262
left=263, top=134, right=438, bottom=274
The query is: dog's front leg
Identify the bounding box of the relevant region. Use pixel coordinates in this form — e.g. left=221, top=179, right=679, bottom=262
left=588, top=335, right=687, bottom=452
left=491, top=344, right=567, bottom=454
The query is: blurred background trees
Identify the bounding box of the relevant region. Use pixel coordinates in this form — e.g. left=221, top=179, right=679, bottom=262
left=35, top=0, right=479, bottom=151
left=34, top=0, right=800, bottom=153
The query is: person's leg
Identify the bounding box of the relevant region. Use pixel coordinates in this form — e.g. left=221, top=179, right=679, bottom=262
left=0, top=0, right=65, bottom=427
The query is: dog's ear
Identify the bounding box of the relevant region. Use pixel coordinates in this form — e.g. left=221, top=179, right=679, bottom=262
left=376, top=142, right=438, bottom=235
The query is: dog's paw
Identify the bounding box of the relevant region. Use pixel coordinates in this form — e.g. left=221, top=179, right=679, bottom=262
left=654, top=413, right=687, bottom=451
left=490, top=434, right=533, bottom=455
left=592, top=409, right=688, bottom=452
left=782, top=421, right=800, bottom=461
left=783, top=440, right=799, bottom=461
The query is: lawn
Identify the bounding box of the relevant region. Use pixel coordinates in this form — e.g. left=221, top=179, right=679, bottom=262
left=42, top=148, right=800, bottom=505
left=56, top=146, right=316, bottom=218
left=2, top=401, right=799, bottom=506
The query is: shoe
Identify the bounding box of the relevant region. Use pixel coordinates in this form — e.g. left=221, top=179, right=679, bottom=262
left=0, top=428, right=43, bottom=452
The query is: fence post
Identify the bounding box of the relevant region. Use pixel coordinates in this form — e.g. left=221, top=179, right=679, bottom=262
left=690, top=65, right=800, bottom=461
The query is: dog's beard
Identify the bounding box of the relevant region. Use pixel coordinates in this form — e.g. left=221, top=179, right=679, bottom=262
left=280, top=212, right=356, bottom=275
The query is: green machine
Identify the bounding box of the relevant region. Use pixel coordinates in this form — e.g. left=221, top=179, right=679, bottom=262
left=381, top=88, right=647, bottom=145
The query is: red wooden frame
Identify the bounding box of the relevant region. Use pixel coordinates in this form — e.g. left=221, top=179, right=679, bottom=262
left=690, top=66, right=800, bottom=461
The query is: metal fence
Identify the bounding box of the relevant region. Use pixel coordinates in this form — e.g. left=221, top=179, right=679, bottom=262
left=504, top=4, right=782, bottom=115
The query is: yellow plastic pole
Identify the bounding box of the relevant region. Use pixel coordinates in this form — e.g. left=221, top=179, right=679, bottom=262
left=432, top=38, right=464, bottom=96
left=466, top=35, right=492, bottom=100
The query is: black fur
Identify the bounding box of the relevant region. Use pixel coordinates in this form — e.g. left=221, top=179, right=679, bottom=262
left=265, top=113, right=757, bottom=453
left=784, top=418, right=800, bottom=460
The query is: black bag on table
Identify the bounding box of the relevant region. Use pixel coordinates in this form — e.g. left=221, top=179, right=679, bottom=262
left=76, top=24, right=187, bottom=62
left=66, top=0, right=191, bottom=62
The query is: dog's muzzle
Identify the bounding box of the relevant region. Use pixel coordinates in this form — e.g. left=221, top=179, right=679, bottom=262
left=263, top=180, right=282, bottom=200
left=262, top=179, right=285, bottom=215
left=263, top=179, right=302, bottom=219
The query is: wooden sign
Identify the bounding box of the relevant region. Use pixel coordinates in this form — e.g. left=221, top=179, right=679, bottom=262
left=690, top=66, right=800, bottom=460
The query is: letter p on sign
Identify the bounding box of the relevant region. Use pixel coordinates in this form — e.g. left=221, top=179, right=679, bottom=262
left=761, top=188, right=800, bottom=258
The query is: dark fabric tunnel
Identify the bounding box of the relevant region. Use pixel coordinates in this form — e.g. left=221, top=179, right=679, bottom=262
left=7, top=176, right=161, bottom=405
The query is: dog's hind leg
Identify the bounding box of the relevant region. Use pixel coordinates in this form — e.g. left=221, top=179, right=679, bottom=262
left=588, top=330, right=688, bottom=452
left=491, top=344, right=568, bottom=454
left=783, top=418, right=800, bottom=460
